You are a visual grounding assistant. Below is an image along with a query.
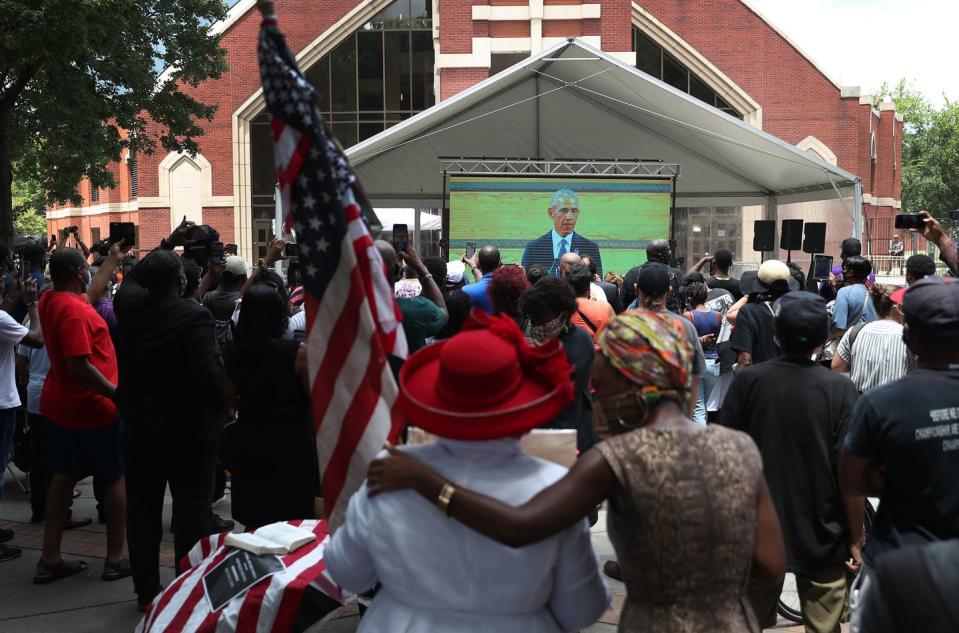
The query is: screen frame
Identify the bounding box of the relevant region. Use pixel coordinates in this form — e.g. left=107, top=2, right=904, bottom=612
left=440, top=170, right=677, bottom=261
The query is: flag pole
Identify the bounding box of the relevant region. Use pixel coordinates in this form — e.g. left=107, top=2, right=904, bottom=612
left=256, top=0, right=276, bottom=19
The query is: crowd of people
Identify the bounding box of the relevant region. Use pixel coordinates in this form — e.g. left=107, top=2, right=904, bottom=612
left=0, top=208, right=956, bottom=633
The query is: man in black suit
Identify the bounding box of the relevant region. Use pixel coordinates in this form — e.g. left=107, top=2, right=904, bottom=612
left=521, top=188, right=603, bottom=276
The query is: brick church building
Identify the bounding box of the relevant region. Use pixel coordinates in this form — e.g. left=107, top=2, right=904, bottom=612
left=47, top=0, right=902, bottom=265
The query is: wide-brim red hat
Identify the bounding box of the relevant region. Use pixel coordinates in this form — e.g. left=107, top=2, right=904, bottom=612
left=397, top=310, right=574, bottom=441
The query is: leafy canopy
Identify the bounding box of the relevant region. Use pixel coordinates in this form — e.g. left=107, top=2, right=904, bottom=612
left=0, top=0, right=230, bottom=207
left=878, top=79, right=959, bottom=215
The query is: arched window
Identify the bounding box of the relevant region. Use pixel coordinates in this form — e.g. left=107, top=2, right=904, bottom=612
left=632, top=27, right=740, bottom=119
left=249, top=0, right=435, bottom=258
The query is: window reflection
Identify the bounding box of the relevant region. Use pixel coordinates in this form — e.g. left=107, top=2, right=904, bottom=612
left=632, top=27, right=741, bottom=119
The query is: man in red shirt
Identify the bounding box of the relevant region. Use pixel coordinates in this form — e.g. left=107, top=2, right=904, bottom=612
left=35, top=248, right=129, bottom=584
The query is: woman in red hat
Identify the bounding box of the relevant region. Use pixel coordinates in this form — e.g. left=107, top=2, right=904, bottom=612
left=324, top=311, right=610, bottom=633
left=366, top=310, right=786, bottom=633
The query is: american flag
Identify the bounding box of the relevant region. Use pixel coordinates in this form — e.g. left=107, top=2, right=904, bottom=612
left=257, top=13, right=407, bottom=529
left=136, top=520, right=350, bottom=633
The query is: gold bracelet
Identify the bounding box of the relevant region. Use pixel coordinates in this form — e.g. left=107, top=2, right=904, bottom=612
left=436, top=483, right=456, bottom=516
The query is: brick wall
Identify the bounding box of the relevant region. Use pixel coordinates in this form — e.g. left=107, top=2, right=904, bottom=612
left=47, top=0, right=902, bottom=252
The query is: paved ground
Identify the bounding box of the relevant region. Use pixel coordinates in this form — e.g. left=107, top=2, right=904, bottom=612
left=0, top=467, right=817, bottom=632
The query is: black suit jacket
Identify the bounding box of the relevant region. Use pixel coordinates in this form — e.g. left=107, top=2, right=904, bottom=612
left=520, top=231, right=603, bottom=276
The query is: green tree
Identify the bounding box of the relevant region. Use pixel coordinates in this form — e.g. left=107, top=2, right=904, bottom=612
left=878, top=79, right=959, bottom=214
left=0, top=0, right=230, bottom=244
left=14, top=208, right=47, bottom=237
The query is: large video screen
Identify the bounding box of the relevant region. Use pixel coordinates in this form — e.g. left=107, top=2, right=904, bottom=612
left=448, top=176, right=672, bottom=277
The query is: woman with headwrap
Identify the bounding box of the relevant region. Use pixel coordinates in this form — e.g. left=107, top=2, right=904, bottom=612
left=366, top=310, right=786, bottom=633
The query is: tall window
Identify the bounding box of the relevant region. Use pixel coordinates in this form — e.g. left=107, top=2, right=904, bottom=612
left=90, top=186, right=99, bottom=203
left=129, top=152, right=139, bottom=199
left=249, top=0, right=435, bottom=254
left=304, top=0, right=434, bottom=147
left=632, top=28, right=740, bottom=119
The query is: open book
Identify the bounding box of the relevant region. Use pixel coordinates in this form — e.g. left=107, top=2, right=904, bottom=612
left=224, top=522, right=316, bottom=556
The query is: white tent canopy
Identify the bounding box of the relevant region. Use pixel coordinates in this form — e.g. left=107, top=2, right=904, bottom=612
left=373, top=208, right=442, bottom=231
left=347, top=38, right=861, bottom=217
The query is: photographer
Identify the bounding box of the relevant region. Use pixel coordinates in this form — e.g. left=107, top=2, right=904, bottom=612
left=113, top=240, right=223, bottom=609
left=913, top=210, right=958, bottom=277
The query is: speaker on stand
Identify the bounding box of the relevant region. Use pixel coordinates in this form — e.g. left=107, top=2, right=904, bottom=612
left=753, top=220, right=775, bottom=263
left=780, top=219, right=804, bottom=263
left=802, top=222, right=827, bottom=291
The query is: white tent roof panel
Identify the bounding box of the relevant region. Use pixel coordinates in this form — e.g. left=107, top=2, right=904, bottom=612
left=347, top=39, right=859, bottom=209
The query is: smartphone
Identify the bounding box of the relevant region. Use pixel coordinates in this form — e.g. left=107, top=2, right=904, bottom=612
left=210, top=241, right=225, bottom=263
left=465, top=241, right=476, bottom=259
left=812, top=254, right=834, bottom=281
left=109, top=222, right=136, bottom=248
left=894, top=213, right=925, bottom=230
left=225, top=243, right=238, bottom=256
left=391, top=224, right=408, bottom=254
left=284, top=242, right=297, bottom=258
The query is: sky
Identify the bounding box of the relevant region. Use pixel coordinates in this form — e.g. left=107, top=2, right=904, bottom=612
left=746, top=0, right=958, bottom=104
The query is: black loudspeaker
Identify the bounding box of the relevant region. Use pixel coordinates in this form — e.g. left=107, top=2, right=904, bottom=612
left=753, top=220, right=775, bottom=252
left=802, top=222, right=827, bottom=254
left=780, top=219, right=804, bottom=251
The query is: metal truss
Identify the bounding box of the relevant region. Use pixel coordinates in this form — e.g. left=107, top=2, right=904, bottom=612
left=440, top=157, right=681, bottom=179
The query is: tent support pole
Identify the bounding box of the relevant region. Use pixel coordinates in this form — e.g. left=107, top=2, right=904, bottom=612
left=535, top=75, right=541, bottom=159
left=669, top=176, right=678, bottom=260
left=854, top=179, right=864, bottom=247
left=765, top=195, right=778, bottom=263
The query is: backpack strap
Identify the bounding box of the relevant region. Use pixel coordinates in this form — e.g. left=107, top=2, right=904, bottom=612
left=577, top=309, right=598, bottom=334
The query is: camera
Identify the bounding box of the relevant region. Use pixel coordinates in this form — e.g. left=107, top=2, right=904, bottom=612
left=182, top=224, right=221, bottom=265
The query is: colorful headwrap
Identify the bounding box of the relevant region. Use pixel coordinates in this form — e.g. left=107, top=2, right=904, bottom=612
left=597, top=309, right=694, bottom=407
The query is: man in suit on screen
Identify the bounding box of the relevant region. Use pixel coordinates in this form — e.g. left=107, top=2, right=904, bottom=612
left=521, top=189, right=603, bottom=276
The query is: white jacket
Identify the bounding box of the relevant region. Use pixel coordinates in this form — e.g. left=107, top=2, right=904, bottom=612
left=325, top=438, right=610, bottom=633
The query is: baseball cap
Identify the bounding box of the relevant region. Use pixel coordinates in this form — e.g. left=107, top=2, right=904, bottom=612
left=902, top=276, right=959, bottom=334
left=890, top=286, right=907, bottom=305
left=773, top=291, right=829, bottom=346
left=741, top=260, right=799, bottom=294
left=445, top=260, right=465, bottom=286
left=225, top=256, right=248, bottom=276
left=841, top=238, right=862, bottom=259
left=637, top=262, right=671, bottom=298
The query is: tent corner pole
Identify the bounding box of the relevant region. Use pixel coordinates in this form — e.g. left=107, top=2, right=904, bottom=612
left=765, top=194, right=779, bottom=262
left=668, top=176, right=678, bottom=265
left=853, top=179, right=864, bottom=248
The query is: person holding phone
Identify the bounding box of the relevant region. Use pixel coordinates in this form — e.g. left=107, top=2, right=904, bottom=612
left=375, top=240, right=447, bottom=353
left=461, top=245, right=502, bottom=314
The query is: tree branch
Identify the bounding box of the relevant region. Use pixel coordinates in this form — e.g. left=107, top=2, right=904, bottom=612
left=0, top=65, right=37, bottom=119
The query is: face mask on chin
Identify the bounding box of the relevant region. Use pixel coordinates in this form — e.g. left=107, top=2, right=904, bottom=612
left=529, top=315, right=566, bottom=344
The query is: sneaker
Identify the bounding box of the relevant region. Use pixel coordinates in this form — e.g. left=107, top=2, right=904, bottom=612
left=0, top=528, right=14, bottom=543
left=211, top=514, right=235, bottom=534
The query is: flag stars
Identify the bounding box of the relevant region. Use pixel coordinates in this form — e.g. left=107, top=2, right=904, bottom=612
left=309, top=216, right=323, bottom=230
left=302, top=194, right=316, bottom=210
left=317, top=238, right=330, bottom=253
left=306, top=264, right=318, bottom=277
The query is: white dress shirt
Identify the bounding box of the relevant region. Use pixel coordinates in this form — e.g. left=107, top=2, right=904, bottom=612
left=325, top=438, right=610, bottom=633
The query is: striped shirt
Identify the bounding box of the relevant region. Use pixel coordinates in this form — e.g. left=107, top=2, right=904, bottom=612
left=837, top=319, right=914, bottom=393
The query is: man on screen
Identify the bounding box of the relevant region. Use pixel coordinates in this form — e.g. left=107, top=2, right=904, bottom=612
left=521, top=189, right=603, bottom=276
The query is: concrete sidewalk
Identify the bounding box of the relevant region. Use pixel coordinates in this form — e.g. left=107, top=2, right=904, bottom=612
left=0, top=467, right=811, bottom=632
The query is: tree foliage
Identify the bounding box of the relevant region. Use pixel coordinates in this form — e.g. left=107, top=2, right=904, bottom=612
left=0, top=0, right=230, bottom=242
left=878, top=79, right=959, bottom=214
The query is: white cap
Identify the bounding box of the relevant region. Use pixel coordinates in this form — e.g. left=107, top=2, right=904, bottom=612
left=225, top=256, right=248, bottom=276
left=446, top=260, right=465, bottom=285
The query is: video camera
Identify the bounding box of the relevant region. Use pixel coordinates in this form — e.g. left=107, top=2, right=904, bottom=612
left=59, top=225, right=79, bottom=242
left=182, top=224, right=221, bottom=266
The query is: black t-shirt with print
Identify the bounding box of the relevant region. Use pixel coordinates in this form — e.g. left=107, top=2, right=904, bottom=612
left=844, top=369, right=959, bottom=565
left=729, top=301, right=778, bottom=364
left=707, top=276, right=742, bottom=301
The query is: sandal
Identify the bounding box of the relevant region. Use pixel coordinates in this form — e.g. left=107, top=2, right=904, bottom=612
left=33, top=559, right=87, bottom=584
left=64, top=517, right=93, bottom=530
left=102, top=558, right=133, bottom=582
left=603, top=559, right=623, bottom=582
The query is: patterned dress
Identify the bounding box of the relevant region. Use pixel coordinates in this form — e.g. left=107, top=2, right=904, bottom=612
left=596, top=425, right=762, bottom=633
